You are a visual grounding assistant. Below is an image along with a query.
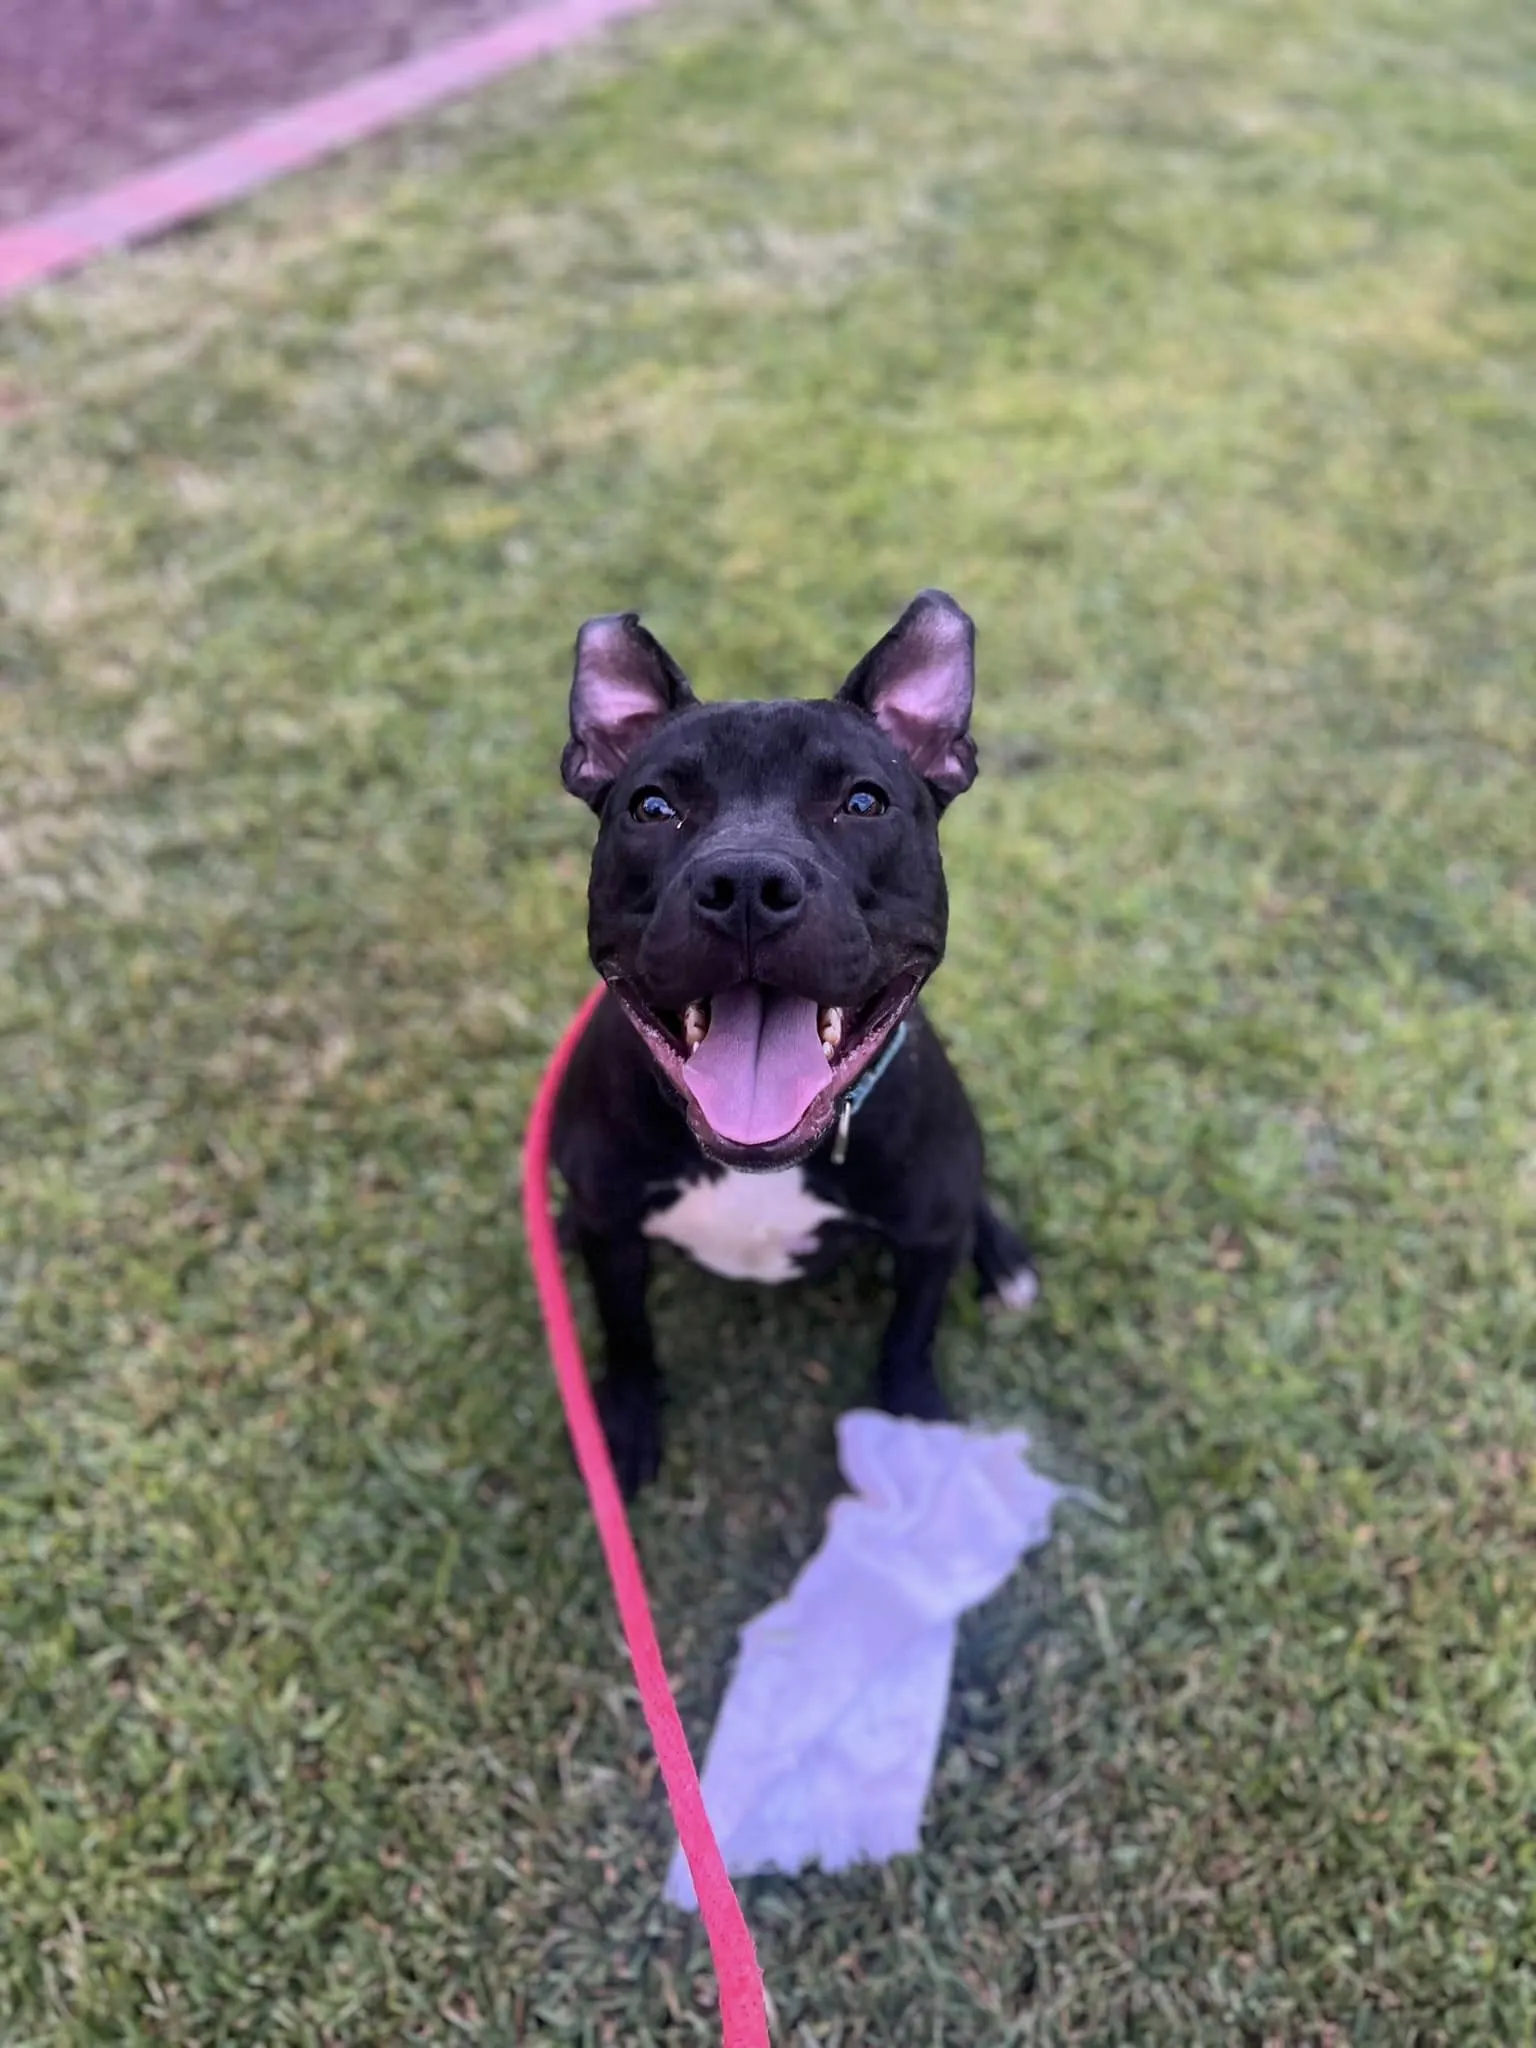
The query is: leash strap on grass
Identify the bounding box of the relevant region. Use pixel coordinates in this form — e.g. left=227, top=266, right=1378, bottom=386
left=521, top=984, right=771, bottom=2048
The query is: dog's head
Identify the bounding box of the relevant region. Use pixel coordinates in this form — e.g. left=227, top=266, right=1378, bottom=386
left=561, top=590, right=978, bottom=1170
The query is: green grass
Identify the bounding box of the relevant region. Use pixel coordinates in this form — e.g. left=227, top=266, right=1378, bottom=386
left=2, top=0, right=1535, bottom=2038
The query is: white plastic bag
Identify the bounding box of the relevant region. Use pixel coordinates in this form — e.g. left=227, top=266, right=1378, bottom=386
left=665, top=1411, right=1065, bottom=1908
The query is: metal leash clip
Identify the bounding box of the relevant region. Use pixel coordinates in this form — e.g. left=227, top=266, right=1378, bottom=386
left=828, top=1020, right=909, bottom=1168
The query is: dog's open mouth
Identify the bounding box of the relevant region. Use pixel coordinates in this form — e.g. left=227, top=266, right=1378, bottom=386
left=607, top=974, right=921, bottom=1165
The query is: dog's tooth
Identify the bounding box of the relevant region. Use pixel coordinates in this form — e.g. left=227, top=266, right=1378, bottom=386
left=818, top=1005, right=843, bottom=1060
left=683, top=1001, right=709, bottom=1054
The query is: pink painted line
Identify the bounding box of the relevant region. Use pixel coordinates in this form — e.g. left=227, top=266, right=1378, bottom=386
left=0, top=0, right=664, bottom=303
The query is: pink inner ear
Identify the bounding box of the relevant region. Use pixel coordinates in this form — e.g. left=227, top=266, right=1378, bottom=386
left=869, top=620, right=972, bottom=780
left=572, top=625, right=670, bottom=779
left=582, top=666, right=669, bottom=734
left=565, top=611, right=694, bottom=803
left=878, top=700, right=968, bottom=782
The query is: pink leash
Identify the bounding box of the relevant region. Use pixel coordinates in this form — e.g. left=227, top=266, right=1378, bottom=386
left=0, top=0, right=667, bottom=302
left=521, top=984, right=771, bottom=2048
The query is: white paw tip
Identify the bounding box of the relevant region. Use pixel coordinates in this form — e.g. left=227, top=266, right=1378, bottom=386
left=992, top=1265, right=1040, bottom=1313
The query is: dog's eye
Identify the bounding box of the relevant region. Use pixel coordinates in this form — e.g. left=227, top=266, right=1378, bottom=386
left=842, top=783, right=888, bottom=818
left=629, top=788, right=679, bottom=824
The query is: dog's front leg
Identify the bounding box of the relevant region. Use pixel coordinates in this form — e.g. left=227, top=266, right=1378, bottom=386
left=574, top=1223, right=664, bottom=1497
left=875, top=1239, right=963, bottom=1423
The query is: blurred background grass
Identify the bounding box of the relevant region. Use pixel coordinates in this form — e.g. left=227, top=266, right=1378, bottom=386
left=1, top=0, right=1534, bottom=2039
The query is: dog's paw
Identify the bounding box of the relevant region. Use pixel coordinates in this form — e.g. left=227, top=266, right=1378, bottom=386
left=983, top=1260, right=1040, bottom=1317
left=876, top=1364, right=952, bottom=1424
left=594, top=1376, right=664, bottom=1498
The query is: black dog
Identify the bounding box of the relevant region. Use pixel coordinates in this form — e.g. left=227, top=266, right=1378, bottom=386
left=551, top=590, right=1036, bottom=1495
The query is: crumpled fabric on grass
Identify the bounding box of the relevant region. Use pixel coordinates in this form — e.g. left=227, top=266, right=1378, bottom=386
left=665, top=1410, right=1066, bottom=1908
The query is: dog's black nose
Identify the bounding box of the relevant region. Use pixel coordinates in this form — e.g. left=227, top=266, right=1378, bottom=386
left=692, top=853, right=806, bottom=939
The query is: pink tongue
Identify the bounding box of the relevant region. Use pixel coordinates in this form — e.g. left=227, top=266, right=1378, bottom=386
left=681, top=985, right=828, bottom=1146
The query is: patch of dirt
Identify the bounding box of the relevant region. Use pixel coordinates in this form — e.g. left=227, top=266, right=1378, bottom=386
left=0, top=0, right=547, bottom=226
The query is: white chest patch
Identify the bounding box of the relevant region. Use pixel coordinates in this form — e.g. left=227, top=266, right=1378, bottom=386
left=642, top=1166, right=847, bottom=1284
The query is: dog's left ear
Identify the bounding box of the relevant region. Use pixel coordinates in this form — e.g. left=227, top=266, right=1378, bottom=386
left=562, top=611, right=696, bottom=810
left=837, top=589, right=977, bottom=803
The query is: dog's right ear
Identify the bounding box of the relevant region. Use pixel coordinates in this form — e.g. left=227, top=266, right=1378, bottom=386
left=838, top=589, right=977, bottom=806
left=561, top=612, right=695, bottom=810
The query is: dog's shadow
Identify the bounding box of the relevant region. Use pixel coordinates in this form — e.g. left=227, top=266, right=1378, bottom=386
left=475, top=1206, right=1065, bottom=1733
left=634, top=1241, right=885, bottom=1610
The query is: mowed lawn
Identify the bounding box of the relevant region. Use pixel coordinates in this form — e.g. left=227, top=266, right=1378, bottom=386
left=2, top=0, right=1534, bottom=2040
